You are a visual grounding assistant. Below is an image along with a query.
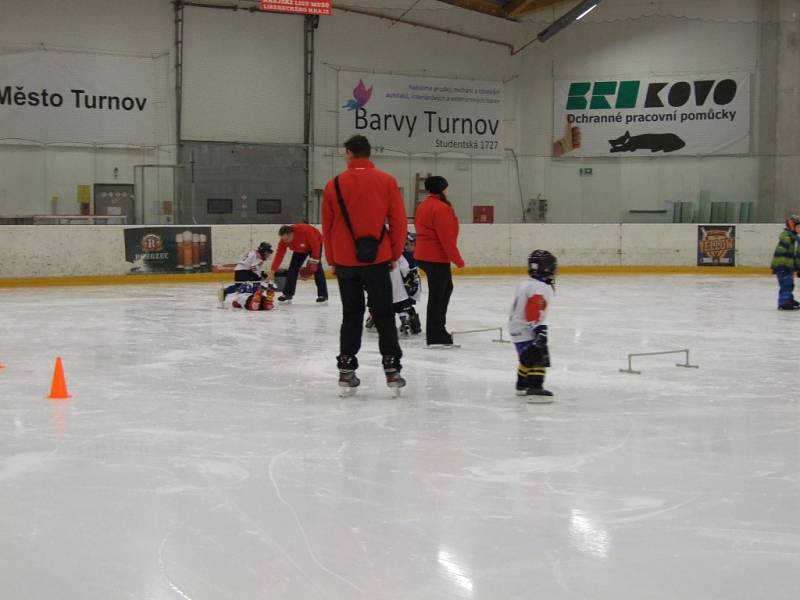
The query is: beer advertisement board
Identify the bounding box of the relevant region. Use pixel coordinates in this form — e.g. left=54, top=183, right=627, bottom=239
left=124, top=228, right=212, bottom=274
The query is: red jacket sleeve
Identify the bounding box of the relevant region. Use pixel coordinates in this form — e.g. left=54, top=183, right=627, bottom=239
left=434, top=204, right=465, bottom=268
left=270, top=240, right=289, bottom=272
left=322, top=182, right=336, bottom=265
left=386, top=177, right=408, bottom=261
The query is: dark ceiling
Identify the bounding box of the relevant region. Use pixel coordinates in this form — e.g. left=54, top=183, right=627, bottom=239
left=435, top=0, right=574, bottom=21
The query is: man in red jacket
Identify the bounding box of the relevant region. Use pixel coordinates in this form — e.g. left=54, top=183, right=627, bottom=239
left=268, top=223, right=327, bottom=303
left=322, top=135, right=408, bottom=395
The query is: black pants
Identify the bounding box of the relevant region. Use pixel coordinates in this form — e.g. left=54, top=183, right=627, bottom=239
left=282, top=251, right=328, bottom=298
left=417, top=260, right=453, bottom=344
left=336, top=263, right=402, bottom=361
left=234, top=269, right=261, bottom=282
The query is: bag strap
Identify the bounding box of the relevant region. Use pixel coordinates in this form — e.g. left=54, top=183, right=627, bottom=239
left=334, top=176, right=387, bottom=244
left=334, top=176, right=358, bottom=244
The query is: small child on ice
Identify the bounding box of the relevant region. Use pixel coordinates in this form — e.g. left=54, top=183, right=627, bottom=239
left=218, top=242, right=273, bottom=306
left=225, top=281, right=277, bottom=311
left=508, top=250, right=557, bottom=402
left=365, top=232, right=422, bottom=336
left=771, top=215, right=800, bottom=311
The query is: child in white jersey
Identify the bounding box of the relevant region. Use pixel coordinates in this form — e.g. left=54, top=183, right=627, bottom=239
left=218, top=242, right=273, bottom=306
left=508, top=250, right=557, bottom=401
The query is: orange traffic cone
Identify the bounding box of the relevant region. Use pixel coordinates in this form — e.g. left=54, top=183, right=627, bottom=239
left=46, top=356, right=71, bottom=400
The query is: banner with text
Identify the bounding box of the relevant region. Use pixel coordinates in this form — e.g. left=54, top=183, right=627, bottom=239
left=553, top=73, right=750, bottom=157
left=339, top=71, right=503, bottom=156
left=260, top=0, right=332, bottom=15
left=0, top=51, right=155, bottom=145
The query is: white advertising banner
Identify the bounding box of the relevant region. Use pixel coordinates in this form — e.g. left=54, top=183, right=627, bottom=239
left=0, top=51, right=155, bottom=146
left=553, top=72, right=750, bottom=157
left=339, top=71, right=503, bottom=156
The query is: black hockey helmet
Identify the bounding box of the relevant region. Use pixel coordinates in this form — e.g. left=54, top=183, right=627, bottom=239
left=257, top=242, right=273, bottom=258
left=528, top=249, right=557, bottom=284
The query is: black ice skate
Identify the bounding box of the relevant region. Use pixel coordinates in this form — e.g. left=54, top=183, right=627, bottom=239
left=409, top=311, right=422, bottom=335
left=778, top=302, right=800, bottom=311
left=425, top=332, right=459, bottom=349
left=399, top=315, right=411, bottom=337
left=525, top=387, right=554, bottom=404
left=316, top=296, right=328, bottom=304
left=382, top=355, right=406, bottom=398
left=278, top=294, right=293, bottom=304
left=337, top=355, right=360, bottom=397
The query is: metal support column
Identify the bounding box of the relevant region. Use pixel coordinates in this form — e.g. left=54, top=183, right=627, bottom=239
left=303, top=15, right=319, bottom=223
left=174, top=0, right=185, bottom=221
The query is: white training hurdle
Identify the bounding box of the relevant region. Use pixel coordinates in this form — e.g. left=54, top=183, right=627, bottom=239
left=620, top=349, right=700, bottom=374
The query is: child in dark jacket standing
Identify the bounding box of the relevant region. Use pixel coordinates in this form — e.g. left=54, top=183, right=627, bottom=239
left=771, top=215, right=800, bottom=311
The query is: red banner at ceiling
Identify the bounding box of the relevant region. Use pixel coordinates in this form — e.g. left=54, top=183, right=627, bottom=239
left=260, top=0, right=332, bottom=16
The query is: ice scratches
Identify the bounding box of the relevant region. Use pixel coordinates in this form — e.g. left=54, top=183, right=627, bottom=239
left=0, top=450, right=59, bottom=480
left=695, top=526, right=800, bottom=554
left=158, top=530, right=194, bottom=600
left=218, top=497, right=329, bottom=598
left=604, top=496, right=699, bottom=525
left=269, top=450, right=366, bottom=593
left=430, top=400, right=517, bottom=421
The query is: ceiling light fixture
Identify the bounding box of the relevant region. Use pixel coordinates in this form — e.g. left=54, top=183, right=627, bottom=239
left=537, top=0, right=603, bottom=43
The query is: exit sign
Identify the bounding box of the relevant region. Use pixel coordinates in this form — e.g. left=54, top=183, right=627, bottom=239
left=260, top=0, right=332, bottom=15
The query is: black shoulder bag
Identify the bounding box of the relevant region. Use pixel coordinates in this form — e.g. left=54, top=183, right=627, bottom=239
left=334, top=176, right=386, bottom=263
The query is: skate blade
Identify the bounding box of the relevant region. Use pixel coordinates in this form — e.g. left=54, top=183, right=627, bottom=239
left=526, top=396, right=554, bottom=404
left=338, top=386, right=358, bottom=398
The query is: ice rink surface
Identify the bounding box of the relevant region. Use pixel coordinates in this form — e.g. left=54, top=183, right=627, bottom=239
left=1, top=275, right=798, bottom=599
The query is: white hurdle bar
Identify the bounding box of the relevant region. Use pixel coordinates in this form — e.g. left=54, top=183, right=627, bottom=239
left=451, top=327, right=512, bottom=344
left=620, top=349, right=699, bottom=375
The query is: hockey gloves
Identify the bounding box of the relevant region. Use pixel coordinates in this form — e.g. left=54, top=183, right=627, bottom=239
left=299, top=258, right=320, bottom=280
left=532, top=325, right=548, bottom=350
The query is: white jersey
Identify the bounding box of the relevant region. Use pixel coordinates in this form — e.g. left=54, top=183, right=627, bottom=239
left=235, top=250, right=263, bottom=273
left=508, top=278, right=553, bottom=343
left=390, top=257, right=408, bottom=305
left=399, top=255, right=422, bottom=302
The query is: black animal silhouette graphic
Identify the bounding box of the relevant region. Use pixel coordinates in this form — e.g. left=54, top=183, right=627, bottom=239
left=609, top=131, right=686, bottom=153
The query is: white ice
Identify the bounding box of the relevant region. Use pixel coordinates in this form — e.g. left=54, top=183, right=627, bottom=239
left=0, top=275, right=798, bottom=599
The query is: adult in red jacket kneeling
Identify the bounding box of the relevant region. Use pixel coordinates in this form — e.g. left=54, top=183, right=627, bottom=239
left=414, top=176, right=465, bottom=346
left=322, top=135, right=408, bottom=393
left=268, top=223, right=327, bottom=303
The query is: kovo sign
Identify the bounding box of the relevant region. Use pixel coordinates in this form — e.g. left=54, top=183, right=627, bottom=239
left=566, top=78, right=739, bottom=110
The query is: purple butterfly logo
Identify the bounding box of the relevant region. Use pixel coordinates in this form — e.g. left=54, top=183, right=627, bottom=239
left=342, top=79, right=373, bottom=111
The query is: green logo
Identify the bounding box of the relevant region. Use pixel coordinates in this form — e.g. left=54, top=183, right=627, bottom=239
left=566, top=79, right=737, bottom=110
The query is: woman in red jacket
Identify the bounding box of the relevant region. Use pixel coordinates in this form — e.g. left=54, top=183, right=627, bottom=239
left=414, top=176, right=465, bottom=347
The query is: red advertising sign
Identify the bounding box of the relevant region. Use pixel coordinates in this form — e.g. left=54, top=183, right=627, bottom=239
left=260, top=0, right=332, bottom=16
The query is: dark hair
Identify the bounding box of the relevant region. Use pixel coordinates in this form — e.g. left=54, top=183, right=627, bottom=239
left=344, top=135, right=371, bottom=158
left=424, top=175, right=450, bottom=205
left=278, top=225, right=294, bottom=236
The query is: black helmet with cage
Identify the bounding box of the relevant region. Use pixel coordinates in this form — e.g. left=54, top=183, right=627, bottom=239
left=257, top=242, right=273, bottom=258
left=527, top=249, right=557, bottom=285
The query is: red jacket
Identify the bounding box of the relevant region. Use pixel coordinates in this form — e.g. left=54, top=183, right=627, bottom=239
left=322, top=159, right=407, bottom=267
left=270, top=223, right=322, bottom=271
left=413, top=194, right=465, bottom=267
